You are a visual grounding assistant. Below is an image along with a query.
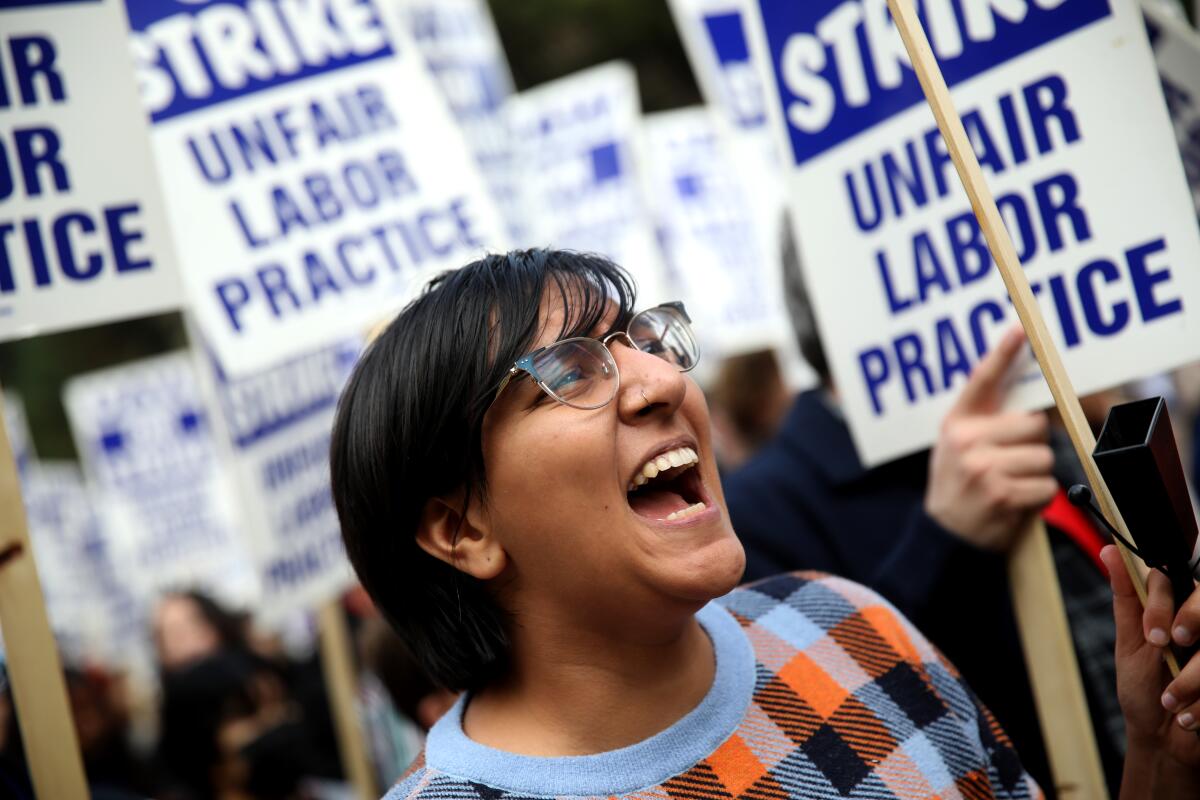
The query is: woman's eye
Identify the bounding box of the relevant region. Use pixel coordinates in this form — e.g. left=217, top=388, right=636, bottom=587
left=550, top=368, right=585, bottom=392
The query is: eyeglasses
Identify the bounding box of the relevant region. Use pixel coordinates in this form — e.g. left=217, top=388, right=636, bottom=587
left=492, top=302, right=700, bottom=410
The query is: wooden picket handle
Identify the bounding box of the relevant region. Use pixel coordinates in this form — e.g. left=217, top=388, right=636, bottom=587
left=882, top=0, right=1173, bottom=795
left=0, top=386, right=89, bottom=799
left=881, top=0, right=1159, bottom=649
left=1008, top=518, right=1108, bottom=798
left=319, top=601, right=379, bottom=800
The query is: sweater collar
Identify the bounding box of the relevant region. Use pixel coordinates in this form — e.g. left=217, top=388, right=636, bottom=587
left=424, top=602, right=756, bottom=797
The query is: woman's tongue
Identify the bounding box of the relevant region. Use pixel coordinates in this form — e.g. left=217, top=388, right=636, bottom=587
left=628, top=487, right=690, bottom=519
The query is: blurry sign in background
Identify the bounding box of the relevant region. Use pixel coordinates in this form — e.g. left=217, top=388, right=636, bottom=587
left=63, top=354, right=258, bottom=606
left=744, top=0, right=1200, bottom=465
left=123, top=0, right=507, bottom=376
left=3, top=393, right=33, bottom=477
left=642, top=107, right=791, bottom=358
left=207, top=339, right=361, bottom=619
left=507, top=62, right=671, bottom=305
left=22, top=461, right=146, bottom=673
left=667, top=0, right=811, bottom=386
left=669, top=0, right=779, bottom=175
left=399, top=0, right=523, bottom=240
left=0, top=0, right=182, bottom=342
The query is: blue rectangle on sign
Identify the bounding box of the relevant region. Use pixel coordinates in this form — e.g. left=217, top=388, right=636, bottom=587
left=124, top=0, right=395, bottom=123
left=675, top=174, right=702, bottom=198
left=704, top=11, right=751, bottom=64
left=756, top=0, right=1111, bottom=167
left=591, top=142, right=622, bottom=182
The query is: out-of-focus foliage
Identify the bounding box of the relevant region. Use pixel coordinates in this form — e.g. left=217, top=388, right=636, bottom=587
left=488, top=0, right=700, bottom=110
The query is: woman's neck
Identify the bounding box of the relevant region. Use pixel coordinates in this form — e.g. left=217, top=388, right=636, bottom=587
left=460, top=609, right=715, bottom=756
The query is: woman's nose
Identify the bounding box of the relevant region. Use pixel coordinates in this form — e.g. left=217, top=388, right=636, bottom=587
left=614, top=345, right=688, bottom=423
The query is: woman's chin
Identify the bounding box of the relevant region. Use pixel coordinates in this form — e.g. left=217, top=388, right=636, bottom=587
left=654, top=535, right=746, bottom=604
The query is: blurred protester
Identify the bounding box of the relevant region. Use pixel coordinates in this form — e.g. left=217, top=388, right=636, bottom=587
left=358, top=615, right=456, bottom=784
left=705, top=350, right=792, bottom=471
left=360, top=617, right=456, bottom=733
left=154, top=590, right=249, bottom=671
left=1, top=663, right=160, bottom=799
left=724, top=225, right=1127, bottom=794
left=330, top=249, right=1200, bottom=800
left=153, top=590, right=343, bottom=799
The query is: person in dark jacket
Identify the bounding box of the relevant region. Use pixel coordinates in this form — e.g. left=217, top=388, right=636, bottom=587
left=724, top=225, right=1124, bottom=796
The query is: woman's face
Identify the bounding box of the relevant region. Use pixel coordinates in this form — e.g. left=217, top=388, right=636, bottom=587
left=478, top=292, right=745, bottom=634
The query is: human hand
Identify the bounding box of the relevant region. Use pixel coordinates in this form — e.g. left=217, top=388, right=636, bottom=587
left=1101, top=545, right=1200, bottom=799
left=924, top=327, right=1057, bottom=551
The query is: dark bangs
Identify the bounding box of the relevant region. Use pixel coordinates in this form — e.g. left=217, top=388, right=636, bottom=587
left=330, top=249, right=636, bottom=690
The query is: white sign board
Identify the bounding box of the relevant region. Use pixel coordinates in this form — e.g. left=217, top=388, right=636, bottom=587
left=398, top=0, right=522, bottom=239
left=3, top=392, right=34, bottom=477
left=743, top=0, right=1200, bottom=465
left=669, top=0, right=772, bottom=139
left=125, top=0, right=507, bottom=376
left=23, top=461, right=145, bottom=668
left=643, top=108, right=791, bottom=357
left=507, top=62, right=670, bottom=303
left=64, top=353, right=258, bottom=604
left=1145, top=3, right=1200, bottom=219
left=667, top=1, right=786, bottom=232
left=667, top=0, right=817, bottom=388
left=208, top=340, right=359, bottom=617
left=0, top=0, right=181, bottom=342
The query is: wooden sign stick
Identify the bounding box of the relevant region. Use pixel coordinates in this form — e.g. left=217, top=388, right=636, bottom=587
left=1008, top=517, right=1108, bottom=798
left=884, top=0, right=1170, bottom=794
left=881, top=0, right=1158, bottom=643
left=319, top=601, right=379, bottom=800
left=0, top=386, right=89, bottom=799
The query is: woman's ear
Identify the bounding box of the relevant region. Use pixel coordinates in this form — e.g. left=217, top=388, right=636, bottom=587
left=415, top=494, right=506, bottom=580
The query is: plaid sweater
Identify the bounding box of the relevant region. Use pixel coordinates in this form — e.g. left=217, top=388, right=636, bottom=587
left=388, top=573, right=1042, bottom=800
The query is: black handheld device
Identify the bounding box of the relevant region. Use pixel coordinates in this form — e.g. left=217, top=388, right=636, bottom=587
left=1084, top=397, right=1199, bottom=662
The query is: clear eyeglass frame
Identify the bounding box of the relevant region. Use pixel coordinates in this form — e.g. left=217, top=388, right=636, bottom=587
left=491, top=301, right=700, bottom=410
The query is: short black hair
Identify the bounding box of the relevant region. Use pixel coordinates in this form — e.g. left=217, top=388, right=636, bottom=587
left=330, top=249, right=637, bottom=690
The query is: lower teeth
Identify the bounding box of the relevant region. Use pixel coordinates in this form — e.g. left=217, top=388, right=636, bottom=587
left=665, top=501, right=706, bottom=521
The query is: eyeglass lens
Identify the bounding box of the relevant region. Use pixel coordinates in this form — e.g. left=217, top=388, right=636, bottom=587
left=533, top=306, right=698, bottom=409
left=531, top=339, right=616, bottom=408
left=628, top=307, right=698, bottom=369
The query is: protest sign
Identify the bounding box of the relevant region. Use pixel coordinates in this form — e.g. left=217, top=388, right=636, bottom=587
left=642, top=107, right=791, bottom=357
left=22, top=461, right=145, bottom=668
left=0, top=0, right=182, bottom=342
left=669, top=0, right=772, bottom=140
left=63, top=353, right=258, bottom=604
left=667, top=0, right=820, bottom=388
left=397, top=0, right=522, bottom=239
left=742, top=0, right=1200, bottom=465
left=507, top=62, right=670, bottom=303
left=3, top=393, right=34, bottom=477
left=205, top=339, right=360, bottom=618
left=1145, top=2, right=1200, bottom=220
left=124, top=0, right=507, bottom=376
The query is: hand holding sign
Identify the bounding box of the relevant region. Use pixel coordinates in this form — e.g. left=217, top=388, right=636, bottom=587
left=924, top=326, right=1056, bottom=552
left=1100, top=545, right=1200, bottom=789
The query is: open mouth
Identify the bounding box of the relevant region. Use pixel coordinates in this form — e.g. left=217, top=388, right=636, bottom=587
left=626, top=445, right=708, bottom=522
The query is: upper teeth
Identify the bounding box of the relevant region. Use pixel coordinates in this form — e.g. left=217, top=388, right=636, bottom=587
left=628, top=446, right=699, bottom=490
